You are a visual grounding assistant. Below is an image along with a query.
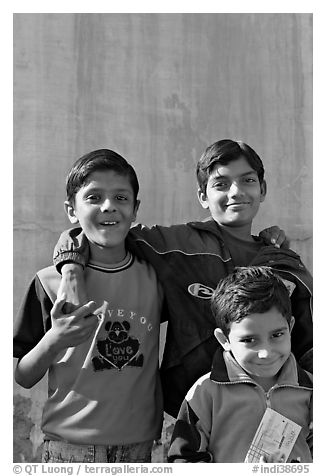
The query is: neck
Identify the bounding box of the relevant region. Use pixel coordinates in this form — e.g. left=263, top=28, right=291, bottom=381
left=218, top=223, right=254, bottom=242
left=252, top=374, right=278, bottom=392
left=89, top=243, right=127, bottom=265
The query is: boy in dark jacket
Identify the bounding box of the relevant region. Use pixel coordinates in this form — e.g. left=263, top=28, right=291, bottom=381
left=52, top=139, right=313, bottom=417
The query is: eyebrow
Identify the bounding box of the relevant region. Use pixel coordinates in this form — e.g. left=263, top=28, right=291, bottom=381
left=270, top=326, right=289, bottom=333
left=237, top=326, right=289, bottom=338
left=83, top=185, right=133, bottom=194
left=211, top=171, right=258, bottom=180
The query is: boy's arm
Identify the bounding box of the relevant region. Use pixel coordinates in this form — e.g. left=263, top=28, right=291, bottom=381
left=53, top=225, right=290, bottom=310
left=53, top=227, right=89, bottom=312
left=53, top=225, right=289, bottom=269
left=53, top=227, right=89, bottom=272
left=14, top=289, right=98, bottom=388
left=167, top=399, right=212, bottom=463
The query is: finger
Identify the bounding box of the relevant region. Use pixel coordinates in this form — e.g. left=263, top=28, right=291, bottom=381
left=267, top=227, right=281, bottom=245
left=272, top=230, right=286, bottom=248
left=74, top=301, right=98, bottom=319
left=51, top=294, right=67, bottom=318
left=278, top=452, right=286, bottom=463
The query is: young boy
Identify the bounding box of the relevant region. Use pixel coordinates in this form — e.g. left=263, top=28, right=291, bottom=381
left=52, top=139, right=313, bottom=418
left=13, top=149, right=164, bottom=463
left=168, top=266, right=313, bottom=463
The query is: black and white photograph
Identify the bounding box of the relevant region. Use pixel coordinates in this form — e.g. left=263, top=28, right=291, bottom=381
left=11, top=3, right=316, bottom=472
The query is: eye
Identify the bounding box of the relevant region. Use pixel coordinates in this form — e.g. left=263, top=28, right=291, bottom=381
left=241, top=337, right=255, bottom=344
left=272, top=331, right=285, bottom=339
left=244, top=177, right=258, bottom=183
left=116, top=195, right=128, bottom=201
left=213, top=181, right=228, bottom=189
left=86, top=194, right=101, bottom=202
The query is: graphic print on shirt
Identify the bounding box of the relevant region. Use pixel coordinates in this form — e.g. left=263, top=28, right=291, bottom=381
left=92, top=319, right=144, bottom=371
left=188, top=283, right=215, bottom=299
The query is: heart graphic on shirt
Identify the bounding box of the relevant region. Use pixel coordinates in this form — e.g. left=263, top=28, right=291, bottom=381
left=92, top=320, right=144, bottom=371
left=97, top=337, right=142, bottom=370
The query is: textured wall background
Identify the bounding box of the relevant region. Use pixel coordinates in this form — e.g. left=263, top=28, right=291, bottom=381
left=13, top=13, right=312, bottom=462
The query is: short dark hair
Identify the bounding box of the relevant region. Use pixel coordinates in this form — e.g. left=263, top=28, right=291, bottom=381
left=66, top=149, right=139, bottom=202
left=211, top=266, right=292, bottom=336
left=196, top=139, right=265, bottom=193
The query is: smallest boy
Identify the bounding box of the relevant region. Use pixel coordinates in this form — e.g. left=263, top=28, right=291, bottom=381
left=168, top=266, right=312, bottom=463
left=14, top=149, right=164, bottom=463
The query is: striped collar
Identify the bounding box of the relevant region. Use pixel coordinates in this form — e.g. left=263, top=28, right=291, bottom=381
left=87, top=252, right=134, bottom=273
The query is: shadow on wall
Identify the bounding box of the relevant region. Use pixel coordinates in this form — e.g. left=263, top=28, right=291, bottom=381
left=13, top=394, right=43, bottom=463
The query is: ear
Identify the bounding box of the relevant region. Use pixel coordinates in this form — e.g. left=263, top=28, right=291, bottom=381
left=214, top=328, right=231, bottom=351
left=259, top=180, right=267, bottom=203
left=132, top=199, right=141, bottom=222
left=289, top=316, right=295, bottom=333
left=64, top=200, right=79, bottom=225
left=197, top=188, right=209, bottom=210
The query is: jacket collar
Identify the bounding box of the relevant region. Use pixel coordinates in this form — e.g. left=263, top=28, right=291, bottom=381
left=188, top=217, right=224, bottom=235
left=210, top=346, right=312, bottom=389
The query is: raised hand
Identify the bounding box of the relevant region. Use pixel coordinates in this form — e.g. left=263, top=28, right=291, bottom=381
left=49, top=294, right=98, bottom=350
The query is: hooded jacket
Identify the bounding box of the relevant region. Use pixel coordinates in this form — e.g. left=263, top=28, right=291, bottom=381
left=53, top=218, right=313, bottom=417
left=167, top=349, right=313, bottom=463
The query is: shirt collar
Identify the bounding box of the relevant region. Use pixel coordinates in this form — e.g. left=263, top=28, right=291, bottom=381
left=210, top=347, right=310, bottom=389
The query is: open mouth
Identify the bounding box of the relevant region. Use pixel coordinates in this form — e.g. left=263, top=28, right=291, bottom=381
left=227, top=202, right=249, bottom=208
left=99, top=221, right=118, bottom=226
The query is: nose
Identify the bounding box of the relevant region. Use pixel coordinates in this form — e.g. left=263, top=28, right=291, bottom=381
left=257, top=348, right=270, bottom=359
left=228, top=181, right=244, bottom=197
left=100, top=198, right=116, bottom=212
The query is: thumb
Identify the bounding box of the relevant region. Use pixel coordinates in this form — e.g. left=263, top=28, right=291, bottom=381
left=51, top=293, right=67, bottom=318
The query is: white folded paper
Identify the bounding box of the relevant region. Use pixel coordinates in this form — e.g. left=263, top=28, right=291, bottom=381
left=245, top=408, right=302, bottom=462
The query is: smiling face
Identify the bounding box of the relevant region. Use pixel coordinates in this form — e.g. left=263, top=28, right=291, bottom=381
left=198, top=156, right=266, bottom=240
left=215, top=307, right=294, bottom=390
left=65, top=169, right=139, bottom=264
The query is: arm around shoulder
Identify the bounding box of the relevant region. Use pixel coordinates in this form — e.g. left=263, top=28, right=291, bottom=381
left=53, top=227, right=90, bottom=272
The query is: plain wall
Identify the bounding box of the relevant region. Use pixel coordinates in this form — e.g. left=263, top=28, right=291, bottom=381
left=13, top=13, right=312, bottom=462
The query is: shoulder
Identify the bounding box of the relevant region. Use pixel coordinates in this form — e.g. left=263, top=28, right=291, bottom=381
left=36, top=265, right=61, bottom=303
left=129, top=220, right=224, bottom=254
left=186, top=372, right=215, bottom=401
left=129, top=255, right=163, bottom=296
left=36, top=264, right=59, bottom=280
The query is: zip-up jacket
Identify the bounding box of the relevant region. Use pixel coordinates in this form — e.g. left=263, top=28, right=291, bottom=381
left=53, top=218, right=313, bottom=417
left=167, top=349, right=313, bottom=463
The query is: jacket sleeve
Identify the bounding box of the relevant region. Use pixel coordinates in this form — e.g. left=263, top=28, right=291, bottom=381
left=52, top=223, right=171, bottom=273
left=167, top=399, right=212, bottom=463
left=53, top=227, right=89, bottom=272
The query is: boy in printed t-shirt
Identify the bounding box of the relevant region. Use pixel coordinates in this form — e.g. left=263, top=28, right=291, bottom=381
left=13, top=149, right=164, bottom=463
left=52, top=139, right=313, bottom=418
left=168, top=267, right=312, bottom=463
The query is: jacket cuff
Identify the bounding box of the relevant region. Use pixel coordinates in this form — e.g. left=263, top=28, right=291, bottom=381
left=53, top=251, right=86, bottom=273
